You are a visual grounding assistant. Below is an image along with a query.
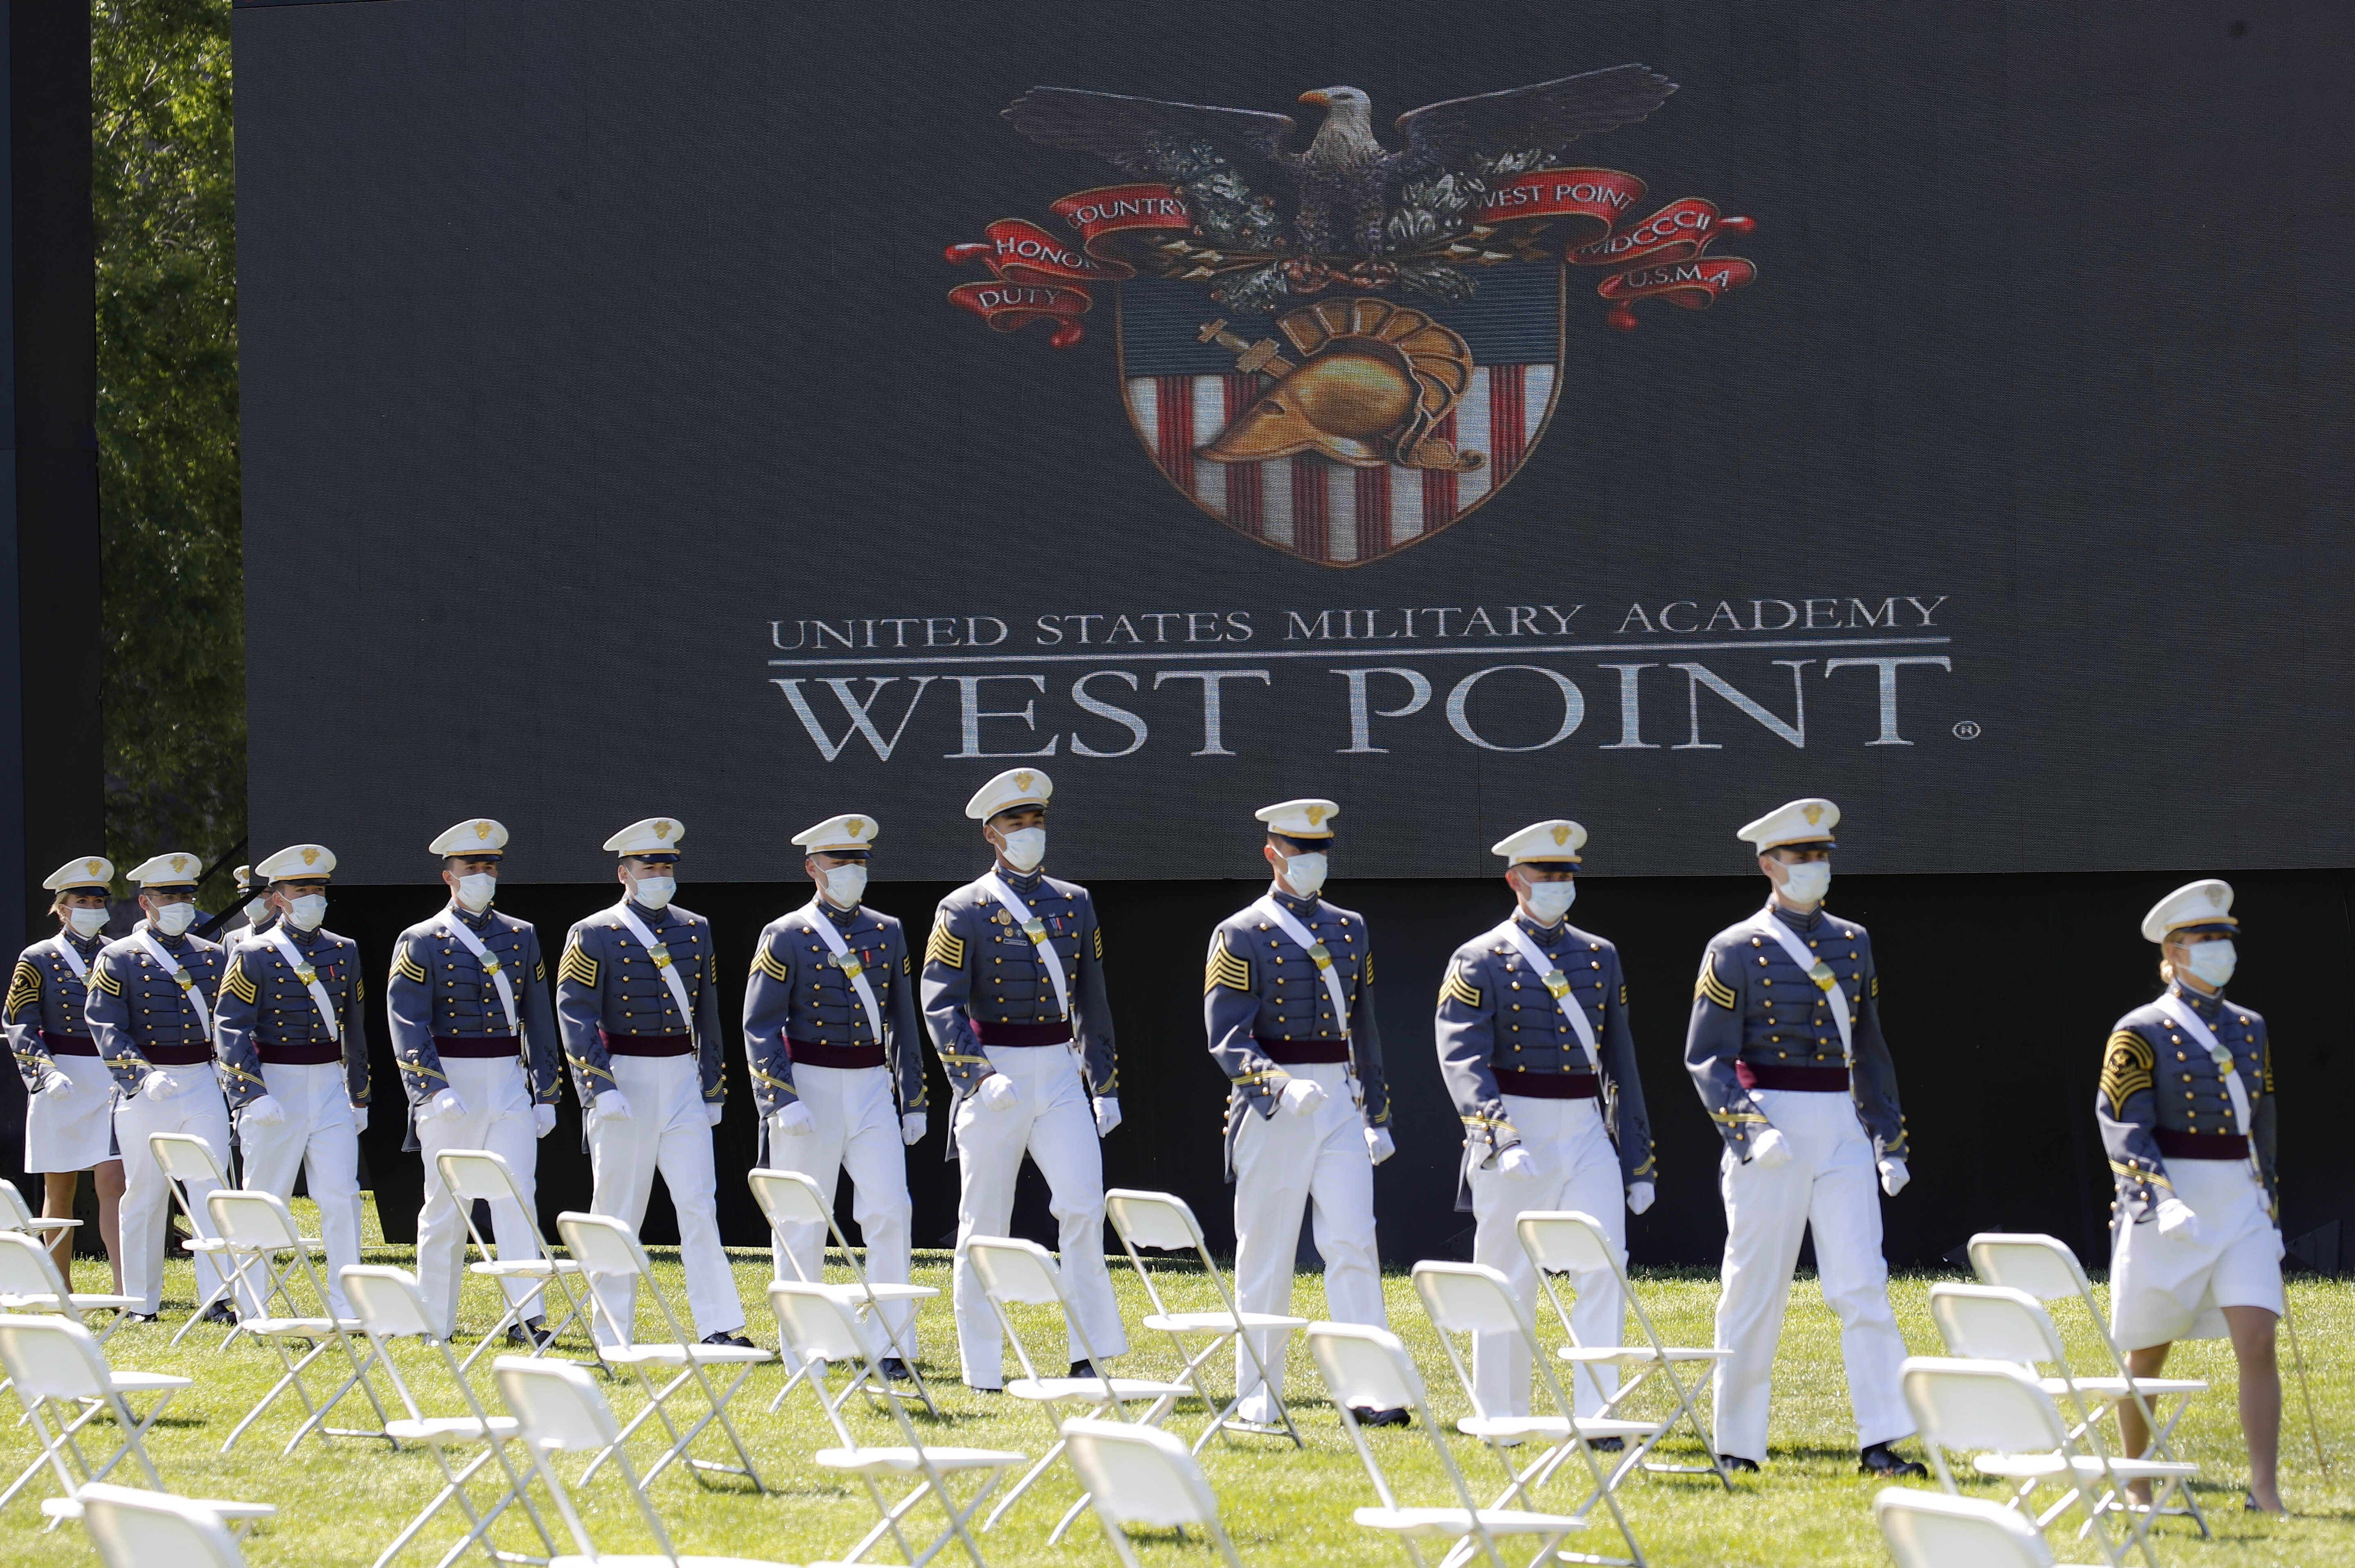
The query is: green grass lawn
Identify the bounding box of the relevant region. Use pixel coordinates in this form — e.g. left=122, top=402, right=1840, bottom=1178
left=8, top=1196, right=2351, bottom=1567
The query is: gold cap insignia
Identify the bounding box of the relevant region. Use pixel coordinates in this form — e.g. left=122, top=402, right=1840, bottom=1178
left=1014, top=772, right=1034, bottom=792
left=172, top=855, right=190, bottom=873
left=1550, top=824, right=1572, bottom=846
left=654, top=820, right=674, bottom=840
left=847, top=817, right=864, bottom=836
left=86, top=858, right=104, bottom=876
left=2208, top=887, right=2227, bottom=908
left=474, top=820, right=493, bottom=840
left=1306, top=804, right=1329, bottom=826
left=301, top=847, right=321, bottom=867
left=1802, top=804, right=1824, bottom=826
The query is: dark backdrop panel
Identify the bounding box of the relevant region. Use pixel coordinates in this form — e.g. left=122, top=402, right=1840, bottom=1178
left=323, top=866, right=2354, bottom=1271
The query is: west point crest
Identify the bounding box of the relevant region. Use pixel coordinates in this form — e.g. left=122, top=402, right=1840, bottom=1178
left=947, top=69, right=1758, bottom=568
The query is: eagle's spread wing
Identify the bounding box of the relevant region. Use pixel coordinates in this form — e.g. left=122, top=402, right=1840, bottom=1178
left=1393, top=65, right=1676, bottom=168
left=1003, top=87, right=1300, bottom=179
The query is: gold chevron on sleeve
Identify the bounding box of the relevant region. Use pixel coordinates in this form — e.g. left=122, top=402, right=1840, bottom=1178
left=1204, top=933, right=1252, bottom=995
left=1440, top=964, right=1482, bottom=1011
left=1871, top=974, right=1880, bottom=999
left=902, top=954, right=912, bottom=976
left=2262, top=1039, right=2273, bottom=1095
left=2099, top=1029, right=2154, bottom=1117
left=223, top=956, right=257, bottom=1006
left=393, top=946, right=428, bottom=986
left=1695, top=952, right=1738, bottom=1010
left=535, top=959, right=547, bottom=983
left=749, top=941, right=792, bottom=983
left=1364, top=950, right=1375, bottom=987
left=5, top=960, right=40, bottom=1017
left=1093, top=926, right=1103, bottom=961
left=1620, top=982, right=1629, bottom=1007
left=558, top=937, right=599, bottom=990
left=92, top=963, right=123, bottom=996
left=925, top=920, right=966, bottom=971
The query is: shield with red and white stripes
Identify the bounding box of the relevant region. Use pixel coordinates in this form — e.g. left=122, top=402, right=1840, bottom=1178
left=1116, top=267, right=1562, bottom=567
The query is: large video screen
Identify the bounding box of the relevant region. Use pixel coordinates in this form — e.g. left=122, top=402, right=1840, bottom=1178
left=233, top=0, right=2353, bottom=884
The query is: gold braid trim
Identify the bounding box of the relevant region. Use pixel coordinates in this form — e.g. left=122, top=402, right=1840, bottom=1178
left=1093, top=926, right=1103, bottom=961
left=1695, top=952, right=1738, bottom=1010
left=564, top=1049, right=616, bottom=1087
left=2099, top=1030, right=2154, bottom=1117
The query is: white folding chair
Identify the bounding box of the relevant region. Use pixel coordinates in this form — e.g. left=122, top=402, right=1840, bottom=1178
left=491, top=1356, right=794, bottom=1568
left=0, top=1229, right=136, bottom=1339
left=343, top=1266, right=556, bottom=1568
left=1903, top=1357, right=2186, bottom=1568
left=0, top=1176, right=79, bottom=1241
left=435, top=1150, right=596, bottom=1372
left=1874, top=1487, right=2076, bottom=1568
left=554, top=1210, right=771, bottom=1491
left=1967, top=1233, right=2209, bottom=1538
left=1063, top=1418, right=1247, bottom=1568
left=1104, top=1188, right=1305, bottom=1450
left=149, top=1133, right=257, bottom=1350
left=1305, top=1321, right=1585, bottom=1568
left=1412, top=1262, right=1653, bottom=1568
left=750, top=1166, right=941, bottom=1416
left=73, top=1484, right=252, bottom=1568
left=1515, top=1212, right=1730, bottom=1488
left=0, top=1315, right=271, bottom=1535
left=771, top=1280, right=1022, bottom=1568
left=1928, top=1286, right=2197, bottom=1558
left=205, top=1188, right=393, bottom=1455
left=964, top=1236, right=1195, bottom=1540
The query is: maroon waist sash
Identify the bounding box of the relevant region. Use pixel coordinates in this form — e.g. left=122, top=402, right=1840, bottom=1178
left=599, top=1030, right=693, bottom=1058
left=1494, top=1066, right=1598, bottom=1100
left=257, top=1042, right=343, bottom=1066
left=2154, top=1128, right=2249, bottom=1160
left=1736, top=1061, right=1849, bottom=1092
left=435, top=1035, right=520, bottom=1060
left=39, top=1030, right=97, bottom=1057
left=788, top=1038, right=886, bottom=1069
left=972, top=1021, right=1071, bottom=1047
left=143, top=1044, right=213, bottom=1067
left=1254, top=1036, right=1350, bottom=1065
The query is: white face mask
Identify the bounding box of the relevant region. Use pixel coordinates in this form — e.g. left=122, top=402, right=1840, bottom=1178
left=286, top=893, right=329, bottom=931
left=820, top=864, right=868, bottom=908
left=1777, top=861, right=1831, bottom=907
left=1523, top=878, right=1576, bottom=923
left=1278, top=851, right=1328, bottom=898
left=244, top=895, right=271, bottom=924
left=66, top=907, right=109, bottom=939
left=454, top=873, right=498, bottom=912
left=998, top=827, right=1046, bottom=874
left=2182, top=939, right=2237, bottom=989
left=630, top=875, right=676, bottom=910
left=152, top=901, right=197, bottom=938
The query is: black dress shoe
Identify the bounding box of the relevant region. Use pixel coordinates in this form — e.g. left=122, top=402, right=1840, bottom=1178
left=197, top=1300, right=238, bottom=1325
left=1352, top=1405, right=1412, bottom=1428
left=1068, top=1359, right=1098, bottom=1380
left=1718, top=1453, right=1761, bottom=1473
left=507, top=1318, right=555, bottom=1349
left=1859, top=1442, right=1927, bottom=1477
left=119, top=1311, right=159, bottom=1326
left=1588, top=1436, right=1625, bottom=1453
left=877, top=1357, right=913, bottom=1383
left=701, top=1330, right=756, bottom=1349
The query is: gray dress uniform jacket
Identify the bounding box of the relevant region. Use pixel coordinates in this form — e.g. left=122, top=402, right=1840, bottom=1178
left=1684, top=902, right=1907, bottom=1165
left=2098, top=982, right=2276, bottom=1229
left=1203, top=888, right=1388, bottom=1178
left=385, top=903, right=562, bottom=1149
left=1433, top=912, right=1653, bottom=1209
left=213, top=924, right=372, bottom=1113
left=552, top=899, right=726, bottom=1113
left=5, top=930, right=109, bottom=1088
left=741, top=901, right=924, bottom=1117
left=85, top=927, right=227, bottom=1090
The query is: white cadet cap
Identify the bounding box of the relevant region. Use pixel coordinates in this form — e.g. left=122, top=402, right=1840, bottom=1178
left=430, top=818, right=509, bottom=858
left=1255, top=798, right=1339, bottom=840
left=964, top=768, right=1053, bottom=821
left=233, top=865, right=254, bottom=894
left=1737, top=797, right=1839, bottom=852
left=43, top=856, right=114, bottom=893
left=126, top=852, right=204, bottom=889
left=255, top=843, right=336, bottom=883
left=1491, top=820, right=1586, bottom=864
left=2141, top=878, right=2236, bottom=943
left=792, top=813, right=879, bottom=856
left=603, top=817, right=684, bottom=859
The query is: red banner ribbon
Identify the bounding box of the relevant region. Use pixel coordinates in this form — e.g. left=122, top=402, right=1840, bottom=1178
left=946, top=185, right=1191, bottom=346
left=1566, top=197, right=1756, bottom=329
left=1476, top=167, right=1649, bottom=242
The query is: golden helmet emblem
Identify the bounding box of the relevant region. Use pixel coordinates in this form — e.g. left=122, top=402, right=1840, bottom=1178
left=1200, top=298, right=1484, bottom=473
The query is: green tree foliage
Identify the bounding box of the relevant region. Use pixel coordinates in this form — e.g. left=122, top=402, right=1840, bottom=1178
left=93, top=0, right=243, bottom=904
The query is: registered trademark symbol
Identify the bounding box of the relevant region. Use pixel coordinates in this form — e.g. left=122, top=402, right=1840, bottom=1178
left=1952, top=721, right=1982, bottom=740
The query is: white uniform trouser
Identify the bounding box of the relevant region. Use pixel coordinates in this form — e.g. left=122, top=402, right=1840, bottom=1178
left=1713, top=1089, right=1910, bottom=1459
left=1469, top=1094, right=1625, bottom=1418
left=766, top=1063, right=914, bottom=1357
left=585, top=1053, right=743, bottom=1344
left=414, top=1057, right=542, bottom=1337
left=951, top=1043, right=1124, bottom=1386
left=1232, top=1060, right=1384, bottom=1424
left=238, top=1060, right=362, bottom=1318
left=114, top=1080, right=234, bottom=1315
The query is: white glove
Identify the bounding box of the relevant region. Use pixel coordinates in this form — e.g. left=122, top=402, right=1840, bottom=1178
left=771, top=1101, right=817, bottom=1137
left=1364, top=1125, right=1397, bottom=1165
left=140, top=1068, right=189, bottom=1101
left=704, top=1101, right=724, bottom=1127
left=352, top=1104, right=370, bottom=1134
left=431, top=1089, right=468, bottom=1122
left=241, top=1094, right=287, bottom=1128
left=36, top=1066, right=73, bottom=1096
left=592, top=1089, right=632, bottom=1124
left=1092, top=1096, right=1122, bottom=1136
left=1627, top=1180, right=1656, bottom=1215
left=1748, top=1127, right=1792, bottom=1169
left=534, top=1103, right=558, bottom=1139
left=1278, top=1076, right=1327, bottom=1117
left=1498, top=1144, right=1541, bottom=1181
left=901, top=1111, right=928, bottom=1147
left=978, top=1073, right=1018, bottom=1111
left=2154, top=1198, right=2200, bottom=1239
left=1878, top=1158, right=1911, bottom=1197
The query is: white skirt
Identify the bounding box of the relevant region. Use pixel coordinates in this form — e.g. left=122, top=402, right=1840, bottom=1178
left=23, top=1053, right=120, bottom=1173
left=2110, top=1156, right=2285, bottom=1349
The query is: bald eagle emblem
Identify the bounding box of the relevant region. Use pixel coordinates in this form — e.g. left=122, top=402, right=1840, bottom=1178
left=949, top=69, right=1756, bottom=567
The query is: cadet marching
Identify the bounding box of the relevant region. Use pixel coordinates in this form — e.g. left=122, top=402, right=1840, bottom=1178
left=9, top=775, right=2301, bottom=1518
